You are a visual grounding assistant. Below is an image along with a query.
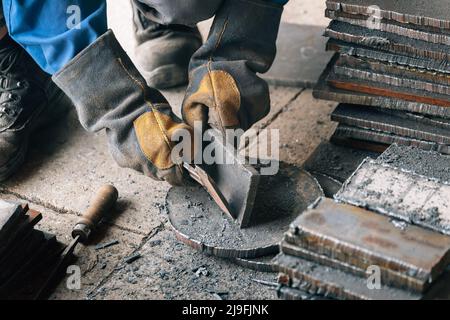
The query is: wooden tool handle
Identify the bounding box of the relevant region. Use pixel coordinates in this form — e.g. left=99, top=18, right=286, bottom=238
left=72, top=185, right=118, bottom=243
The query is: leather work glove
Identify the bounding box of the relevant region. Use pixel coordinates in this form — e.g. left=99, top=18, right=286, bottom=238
left=53, top=30, right=194, bottom=185
left=182, top=0, right=283, bottom=134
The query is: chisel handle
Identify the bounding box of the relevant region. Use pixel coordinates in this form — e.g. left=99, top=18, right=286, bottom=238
left=72, top=184, right=119, bottom=244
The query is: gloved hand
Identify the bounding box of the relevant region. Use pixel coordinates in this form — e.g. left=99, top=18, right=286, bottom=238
left=182, top=0, right=283, bottom=134
left=53, top=30, right=194, bottom=185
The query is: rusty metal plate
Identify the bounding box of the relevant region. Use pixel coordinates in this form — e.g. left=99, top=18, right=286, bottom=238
left=286, top=197, right=450, bottom=290
left=303, top=141, right=378, bottom=183
left=334, top=54, right=450, bottom=93
left=334, top=65, right=450, bottom=96
left=325, top=21, right=450, bottom=61
left=336, top=159, right=450, bottom=235
left=331, top=104, right=450, bottom=144
left=281, top=240, right=426, bottom=293
left=377, top=144, right=450, bottom=182
left=167, top=163, right=323, bottom=259
left=336, top=55, right=450, bottom=88
left=328, top=70, right=450, bottom=109
left=262, top=23, right=334, bottom=88
left=333, top=125, right=450, bottom=155
left=272, top=253, right=421, bottom=300
left=327, top=40, right=450, bottom=75
left=326, top=9, right=450, bottom=45
left=326, top=0, right=450, bottom=30
left=313, top=55, right=450, bottom=119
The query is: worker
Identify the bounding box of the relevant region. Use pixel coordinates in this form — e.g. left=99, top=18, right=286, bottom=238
left=0, top=0, right=288, bottom=185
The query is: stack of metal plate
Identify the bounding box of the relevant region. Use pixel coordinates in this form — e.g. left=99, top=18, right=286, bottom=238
left=0, top=200, right=64, bottom=299
left=313, top=0, right=450, bottom=153
left=273, top=145, right=450, bottom=300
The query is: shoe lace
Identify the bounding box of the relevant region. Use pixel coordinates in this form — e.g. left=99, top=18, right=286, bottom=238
left=0, top=45, right=23, bottom=119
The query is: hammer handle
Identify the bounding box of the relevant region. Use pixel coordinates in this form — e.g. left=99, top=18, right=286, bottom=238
left=77, top=184, right=118, bottom=229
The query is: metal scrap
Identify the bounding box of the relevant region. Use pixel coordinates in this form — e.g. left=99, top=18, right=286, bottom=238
left=95, top=239, right=119, bottom=250
left=335, top=159, right=450, bottom=236
left=285, top=197, right=450, bottom=293
left=325, top=21, right=450, bottom=61
left=326, top=0, right=450, bottom=30
left=325, top=9, right=450, bottom=45
left=272, top=252, right=421, bottom=300
left=331, top=104, right=450, bottom=144
left=313, top=55, right=450, bottom=119
left=0, top=201, right=63, bottom=300
left=332, top=125, right=450, bottom=155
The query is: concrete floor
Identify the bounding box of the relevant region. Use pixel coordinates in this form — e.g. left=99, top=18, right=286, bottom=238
left=0, top=1, right=337, bottom=300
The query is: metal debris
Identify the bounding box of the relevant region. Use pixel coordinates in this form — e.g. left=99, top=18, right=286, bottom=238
left=124, top=252, right=141, bottom=264
left=194, top=266, right=209, bottom=278
left=250, top=278, right=278, bottom=287
left=95, top=239, right=119, bottom=250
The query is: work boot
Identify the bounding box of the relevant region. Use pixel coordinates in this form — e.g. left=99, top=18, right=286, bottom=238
left=131, top=0, right=203, bottom=89
left=52, top=30, right=194, bottom=186
left=182, top=0, right=283, bottom=134
left=0, top=35, right=70, bottom=181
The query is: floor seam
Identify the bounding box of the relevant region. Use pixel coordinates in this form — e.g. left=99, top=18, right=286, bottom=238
left=0, top=188, right=147, bottom=236
left=260, top=88, right=305, bottom=130
left=239, top=88, right=305, bottom=151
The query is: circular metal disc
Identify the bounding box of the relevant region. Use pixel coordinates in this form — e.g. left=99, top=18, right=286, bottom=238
left=167, top=164, right=323, bottom=259
left=232, top=255, right=277, bottom=273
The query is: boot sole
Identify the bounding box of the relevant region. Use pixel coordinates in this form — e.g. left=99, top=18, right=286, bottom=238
left=142, top=64, right=189, bottom=89
left=0, top=89, right=72, bottom=182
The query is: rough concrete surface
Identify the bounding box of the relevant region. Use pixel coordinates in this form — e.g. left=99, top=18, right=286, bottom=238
left=0, top=0, right=338, bottom=300
left=262, top=24, right=335, bottom=87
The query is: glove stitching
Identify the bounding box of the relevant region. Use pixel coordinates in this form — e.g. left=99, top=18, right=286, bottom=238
left=117, top=57, right=175, bottom=169
left=207, top=16, right=230, bottom=134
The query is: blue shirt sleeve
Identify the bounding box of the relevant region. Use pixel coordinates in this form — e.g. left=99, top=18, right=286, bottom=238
left=2, top=0, right=107, bottom=74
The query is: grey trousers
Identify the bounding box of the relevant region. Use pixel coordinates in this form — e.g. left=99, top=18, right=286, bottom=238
left=133, top=0, right=224, bottom=26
